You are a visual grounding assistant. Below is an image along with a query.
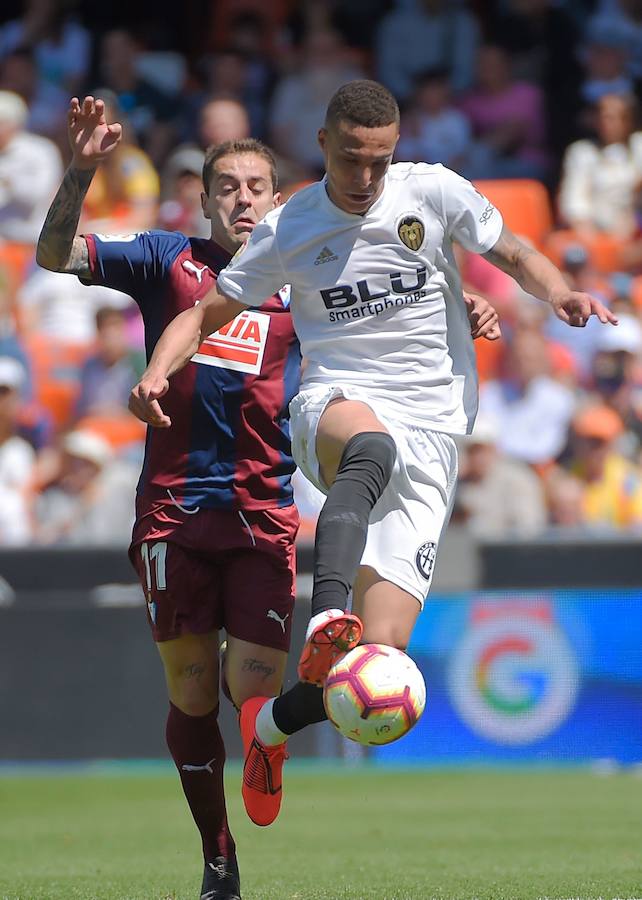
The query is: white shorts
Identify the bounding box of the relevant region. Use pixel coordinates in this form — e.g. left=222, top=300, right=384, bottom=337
left=289, top=384, right=459, bottom=606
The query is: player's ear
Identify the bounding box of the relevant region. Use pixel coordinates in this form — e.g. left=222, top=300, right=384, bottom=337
left=273, top=190, right=282, bottom=208
left=318, top=128, right=327, bottom=153
left=200, top=191, right=210, bottom=219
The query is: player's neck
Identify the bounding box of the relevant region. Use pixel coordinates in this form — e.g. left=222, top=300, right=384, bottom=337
left=324, top=179, right=384, bottom=217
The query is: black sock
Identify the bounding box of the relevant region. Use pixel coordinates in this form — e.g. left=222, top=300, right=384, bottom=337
left=271, top=682, right=327, bottom=734
left=312, top=431, right=396, bottom=617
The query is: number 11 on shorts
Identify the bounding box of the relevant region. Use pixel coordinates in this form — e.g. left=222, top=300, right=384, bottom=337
left=141, top=541, right=167, bottom=592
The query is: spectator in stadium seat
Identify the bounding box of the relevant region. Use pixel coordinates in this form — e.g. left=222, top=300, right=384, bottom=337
left=544, top=243, right=612, bottom=381
left=455, top=413, right=547, bottom=538
left=74, top=306, right=145, bottom=421
left=488, top=0, right=582, bottom=158
left=269, top=28, right=363, bottom=173
left=18, top=263, right=134, bottom=345
left=544, top=467, right=587, bottom=530
left=0, top=89, right=62, bottom=244
left=227, top=11, right=276, bottom=137
left=34, top=428, right=137, bottom=545
left=0, top=0, right=91, bottom=98
left=81, top=91, right=159, bottom=233
left=158, top=145, right=210, bottom=238
left=579, top=20, right=634, bottom=108
left=0, top=356, right=35, bottom=546
left=395, top=68, right=473, bottom=171
left=558, top=93, right=642, bottom=240
left=0, top=45, right=68, bottom=141
left=565, top=403, right=642, bottom=531
left=459, top=44, right=549, bottom=180
left=375, top=0, right=480, bottom=101
left=98, top=29, right=177, bottom=165
left=479, top=329, right=576, bottom=465
left=587, top=1, right=642, bottom=86
left=588, top=312, right=642, bottom=451
left=199, top=97, right=250, bottom=149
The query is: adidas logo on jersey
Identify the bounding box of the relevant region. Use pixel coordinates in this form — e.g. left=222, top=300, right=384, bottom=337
left=314, top=245, right=338, bottom=265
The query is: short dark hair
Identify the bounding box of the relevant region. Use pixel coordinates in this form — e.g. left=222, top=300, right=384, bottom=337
left=202, top=139, right=278, bottom=194
left=325, top=80, right=400, bottom=130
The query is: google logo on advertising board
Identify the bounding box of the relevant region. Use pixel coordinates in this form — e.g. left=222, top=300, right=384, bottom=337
left=447, top=600, right=579, bottom=745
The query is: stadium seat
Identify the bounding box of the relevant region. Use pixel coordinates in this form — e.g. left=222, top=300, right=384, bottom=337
left=75, top=414, right=146, bottom=450
left=24, top=335, right=89, bottom=431
left=0, top=241, right=34, bottom=284
left=543, top=229, right=625, bottom=274
left=0, top=242, right=35, bottom=333
left=37, top=380, right=80, bottom=429
left=474, top=179, right=554, bottom=248
left=25, top=335, right=88, bottom=382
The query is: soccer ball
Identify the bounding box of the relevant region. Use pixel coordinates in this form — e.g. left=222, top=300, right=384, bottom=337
left=323, top=643, right=426, bottom=746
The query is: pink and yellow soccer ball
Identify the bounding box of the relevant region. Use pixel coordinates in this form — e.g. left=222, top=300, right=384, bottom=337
left=323, top=644, right=426, bottom=746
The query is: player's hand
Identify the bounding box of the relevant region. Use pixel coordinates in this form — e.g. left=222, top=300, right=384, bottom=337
left=550, top=289, right=618, bottom=328
left=129, top=372, right=171, bottom=428
left=68, top=96, right=122, bottom=169
left=463, top=291, right=502, bottom=341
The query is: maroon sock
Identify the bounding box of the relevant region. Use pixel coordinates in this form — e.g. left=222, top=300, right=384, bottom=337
left=166, top=702, right=235, bottom=863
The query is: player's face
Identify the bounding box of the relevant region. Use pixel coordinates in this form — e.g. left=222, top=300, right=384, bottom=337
left=202, top=153, right=280, bottom=252
left=318, top=119, right=399, bottom=215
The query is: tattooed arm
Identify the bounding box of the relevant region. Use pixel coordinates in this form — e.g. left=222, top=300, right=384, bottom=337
left=36, top=95, right=122, bottom=276
left=482, top=225, right=617, bottom=328
left=36, top=166, right=95, bottom=275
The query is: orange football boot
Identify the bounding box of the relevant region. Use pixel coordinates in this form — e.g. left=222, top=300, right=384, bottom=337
left=297, top=611, right=363, bottom=686
left=239, top=696, right=288, bottom=827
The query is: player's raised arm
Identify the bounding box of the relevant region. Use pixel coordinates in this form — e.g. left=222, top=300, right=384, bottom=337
left=482, top=225, right=618, bottom=328
left=129, top=286, right=245, bottom=427
left=36, top=96, right=122, bottom=275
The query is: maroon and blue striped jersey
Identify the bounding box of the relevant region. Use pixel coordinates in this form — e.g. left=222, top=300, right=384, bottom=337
left=84, top=230, right=300, bottom=511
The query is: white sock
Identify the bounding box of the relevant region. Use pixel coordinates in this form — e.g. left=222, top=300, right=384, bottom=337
left=306, top=608, right=345, bottom=641
left=255, top=698, right=288, bottom=747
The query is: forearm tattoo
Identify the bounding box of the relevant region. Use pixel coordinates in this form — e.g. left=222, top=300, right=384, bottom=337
left=482, top=227, right=536, bottom=278
left=37, top=166, right=95, bottom=275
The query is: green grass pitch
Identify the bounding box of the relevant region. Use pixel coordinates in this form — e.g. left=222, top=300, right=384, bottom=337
left=0, top=766, right=640, bottom=900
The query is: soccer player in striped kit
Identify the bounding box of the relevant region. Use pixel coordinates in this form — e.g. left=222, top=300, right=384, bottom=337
left=37, top=96, right=300, bottom=900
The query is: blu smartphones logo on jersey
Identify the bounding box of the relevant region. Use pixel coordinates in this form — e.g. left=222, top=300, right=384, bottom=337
left=192, top=311, right=270, bottom=374
left=447, top=598, right=579, bottom=746
left=321, top=268, right=429, bottom=323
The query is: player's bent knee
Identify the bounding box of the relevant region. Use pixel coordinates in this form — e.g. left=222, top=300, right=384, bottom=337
left=166, top=673, right=219, bottom=717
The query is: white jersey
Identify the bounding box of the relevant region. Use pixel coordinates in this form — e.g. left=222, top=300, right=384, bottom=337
left=217, top=162, right=503, bottom=433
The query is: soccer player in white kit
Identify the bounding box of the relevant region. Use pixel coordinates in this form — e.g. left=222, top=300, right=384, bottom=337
left=132, top=81, right=617, bottom=828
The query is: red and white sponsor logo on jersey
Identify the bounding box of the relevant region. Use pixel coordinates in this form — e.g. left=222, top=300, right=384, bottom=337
left=191, top=310, right=270, bottom=374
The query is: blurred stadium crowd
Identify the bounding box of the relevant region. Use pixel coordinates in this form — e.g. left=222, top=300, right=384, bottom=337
left=3, top=0, right=642, bottom=545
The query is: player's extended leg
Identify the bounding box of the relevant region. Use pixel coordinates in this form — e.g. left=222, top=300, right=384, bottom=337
left=240, top=402, right=398, bottom=824
left=298, top=398, right=397, bottom=684
left=157, top=632, right=240, bottom=900
left=250, top=566, right=420, bottom=750
left=223, top=637, right=288, bottom=827
left=214, top=526, right=296, bottom=829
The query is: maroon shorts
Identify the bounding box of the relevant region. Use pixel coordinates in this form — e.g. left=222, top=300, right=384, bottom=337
left=129, top=500, right=299, bottom=652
